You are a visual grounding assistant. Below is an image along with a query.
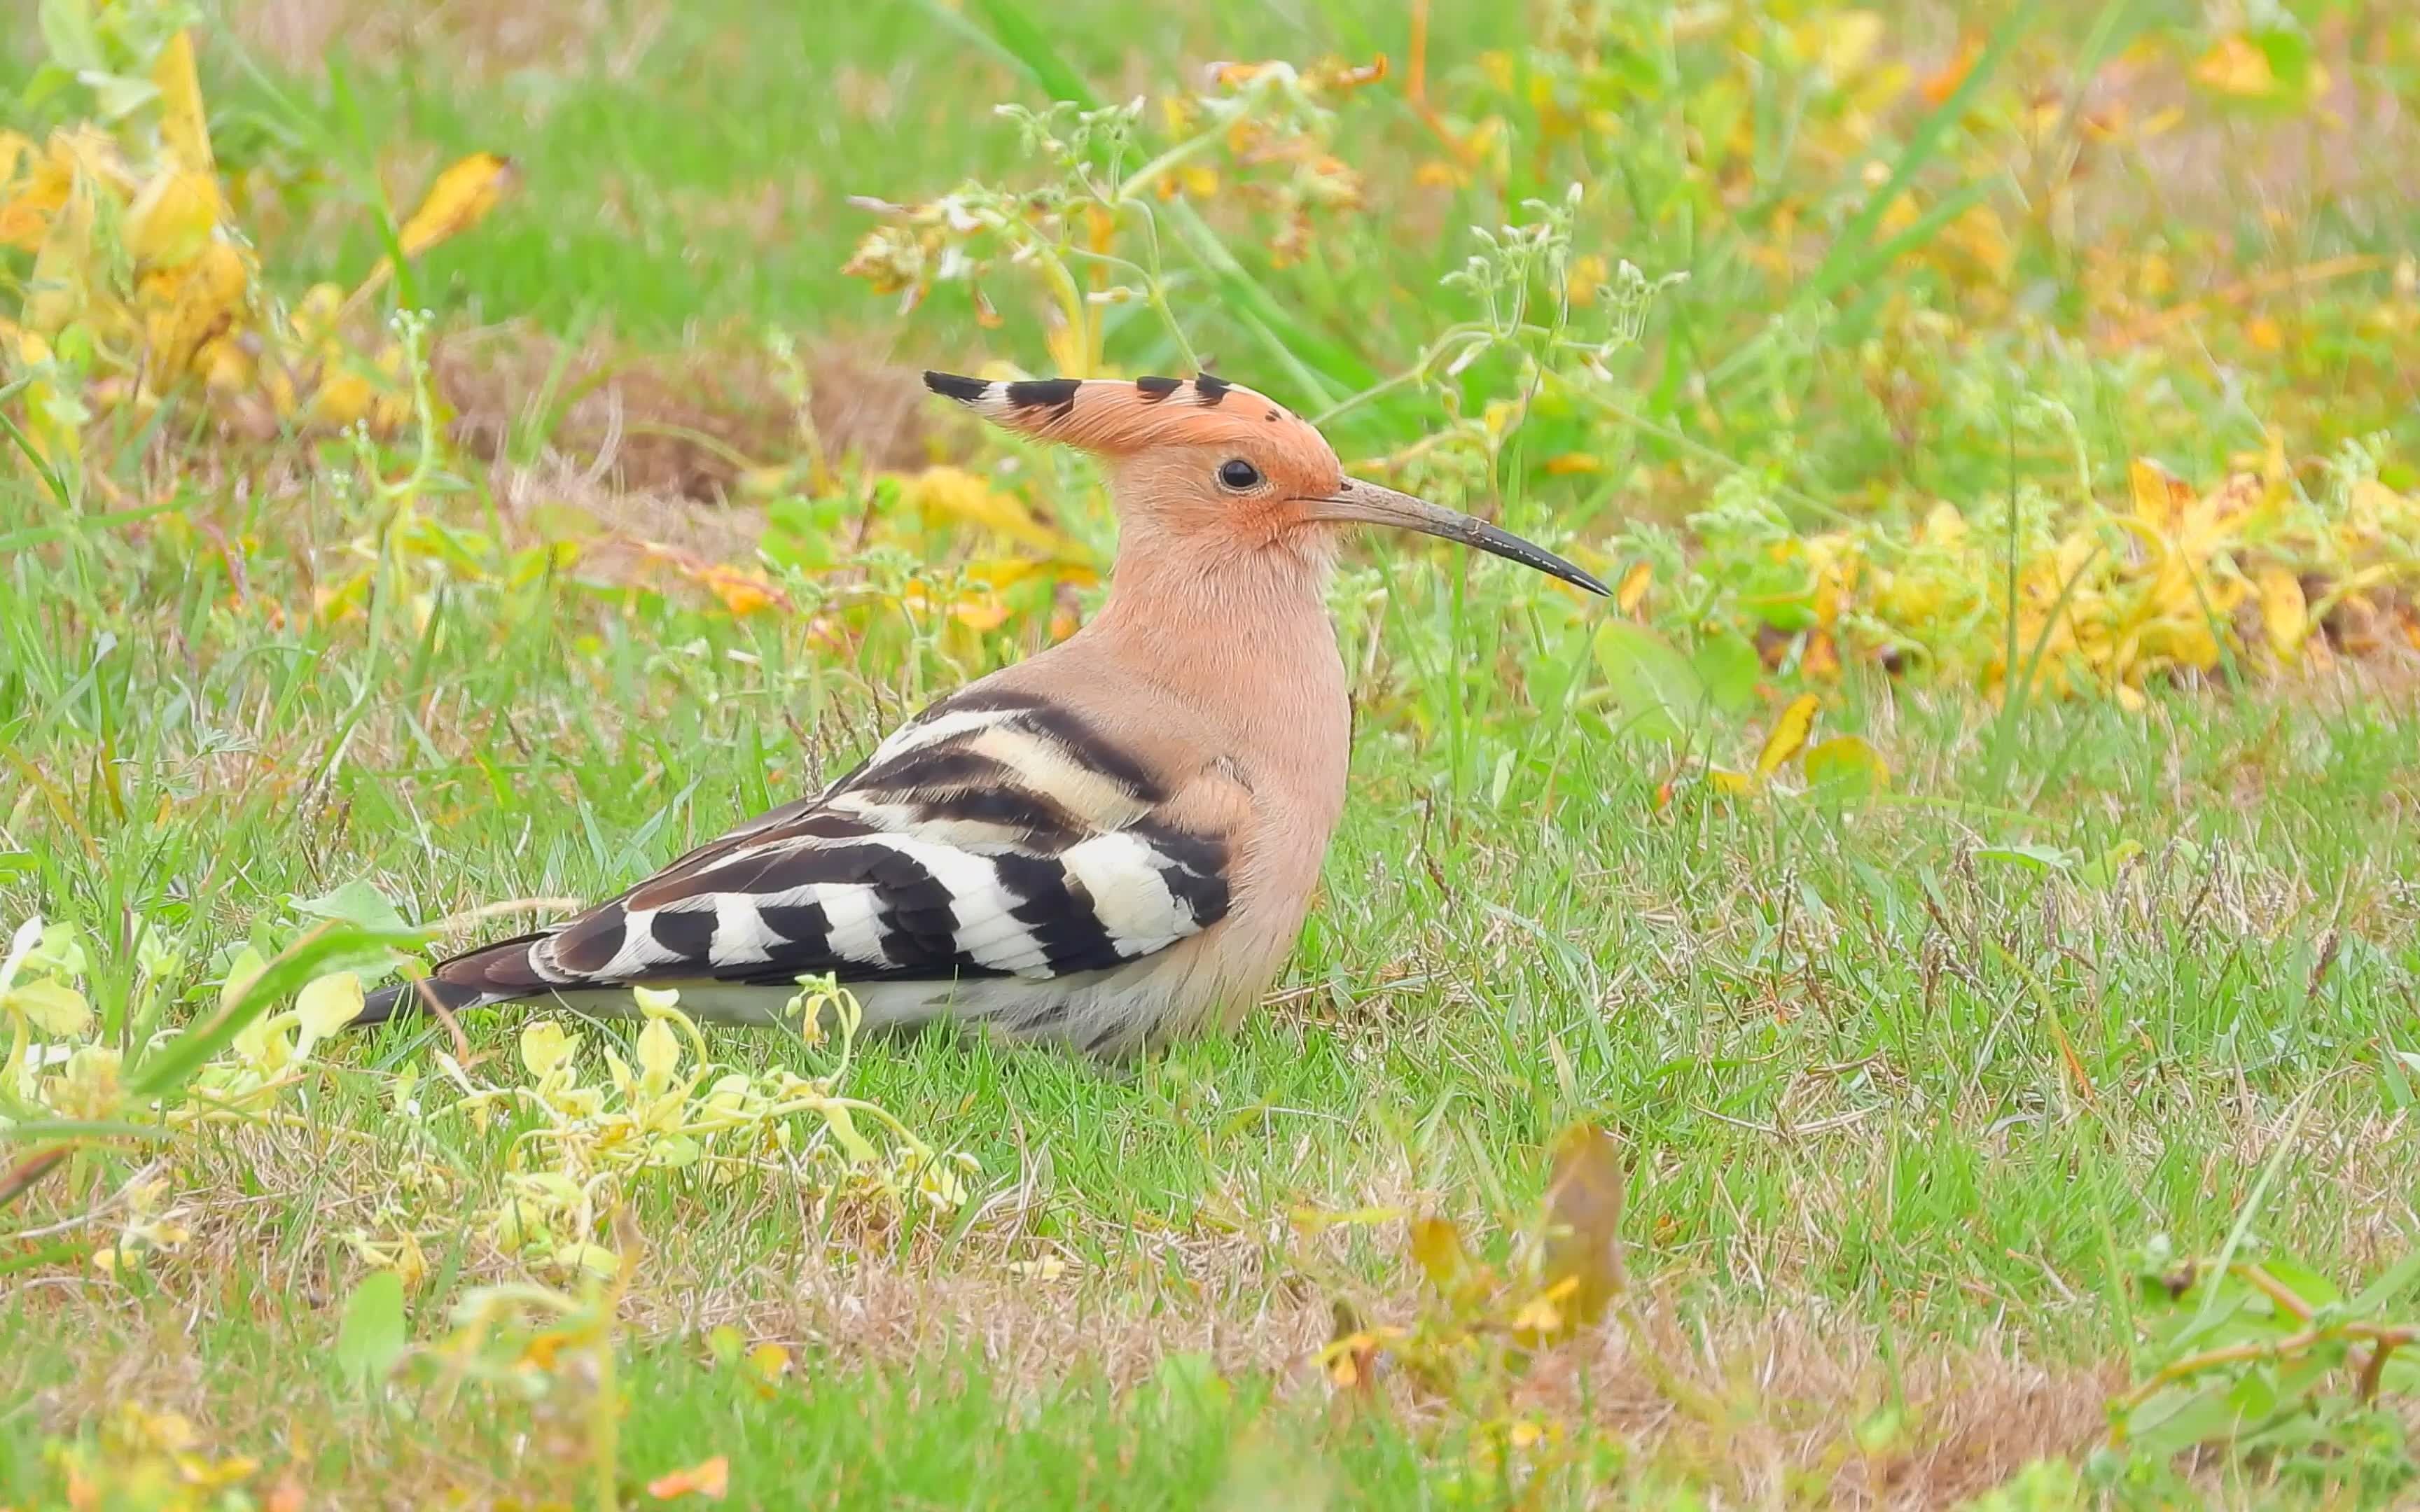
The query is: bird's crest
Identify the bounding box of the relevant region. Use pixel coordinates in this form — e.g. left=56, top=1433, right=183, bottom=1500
left=924, top=370, right=1326, bottom=461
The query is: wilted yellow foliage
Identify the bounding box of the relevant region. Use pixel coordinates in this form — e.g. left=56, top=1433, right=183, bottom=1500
left=0, top=12, right=514, bottom=479
left=1730, top=453, right=2420, bottom=699
left=898, top=465, right=1095, bottom=566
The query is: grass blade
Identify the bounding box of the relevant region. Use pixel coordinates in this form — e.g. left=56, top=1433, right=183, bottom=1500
left=125, top=921, right=419, bottom=1100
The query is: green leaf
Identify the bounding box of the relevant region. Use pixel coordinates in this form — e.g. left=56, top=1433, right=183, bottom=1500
left=2125, top=1382, right=2241, bottom=1457
left=1802, top=735, right=1888, bottom=801
left=2349, top=1251, right=2420, bottom=1317
left=1689, top=633, right=1762, bottom=715
left=1592, top=622, right=1707, bottom=743
left=967, top=0, right=1097, bottom=108
left=2380, top=1352, right=2420, bottom=1396
left=334, top=1268, right=408, bottom=1387
left=83, top=72, right=160, bottom=122
left=2255, top=1256, right=2342, bottom=1312
left=0, top=1118, right=166, bottom=1144
left=288, top=881, right=410, bottom=936
left=1151, top=1350, right=1230, bottom=1413
left=2252, top=27, right=2318, bottom=96
left=2076, top=841, right=2144, bottom=890
left=18, top=62, right=79, bottom=114
left=130, top=922, right=417, bottom=1100
left=3, top=978, right=90, bottom=1038
left=2225, top=1364, right=2279, bottom=1423
left=1973, top=843, right=2075, bottom=874
left=2383, top=1049, right=2417, bottom=1112
left=39, top=0, right=104, bottom=73
left=284, top=883, right=420, bottom=979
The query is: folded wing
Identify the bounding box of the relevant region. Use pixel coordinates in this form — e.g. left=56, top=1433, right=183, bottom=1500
left=412, top=689, right=1234, bottom=1005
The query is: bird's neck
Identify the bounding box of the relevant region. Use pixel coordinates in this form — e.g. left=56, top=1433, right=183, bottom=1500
left=1085, top=529, right=1350, bottom=801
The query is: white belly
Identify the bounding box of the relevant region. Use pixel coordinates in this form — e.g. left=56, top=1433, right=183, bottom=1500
left=527, top=944, right=1226, bottom=1057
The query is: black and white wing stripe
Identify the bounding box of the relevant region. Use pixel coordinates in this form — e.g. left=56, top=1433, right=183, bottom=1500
left=365, top=690, right=1232, bottom=1019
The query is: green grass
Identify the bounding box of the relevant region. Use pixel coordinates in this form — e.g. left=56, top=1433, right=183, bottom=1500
left=6, top=0, right=2420, bottom=1506
left=5, top=452, right=2418, bottom=1501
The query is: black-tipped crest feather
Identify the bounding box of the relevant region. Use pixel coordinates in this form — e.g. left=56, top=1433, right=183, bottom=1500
left=922, top=370, right=991, bottom=403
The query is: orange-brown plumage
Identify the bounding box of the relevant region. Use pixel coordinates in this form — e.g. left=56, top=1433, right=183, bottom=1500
left=356, top=370, right=1605, bottom=1054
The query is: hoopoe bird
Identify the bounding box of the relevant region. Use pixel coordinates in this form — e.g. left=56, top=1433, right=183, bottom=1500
left=354, top=372, right=1607, bottom=1054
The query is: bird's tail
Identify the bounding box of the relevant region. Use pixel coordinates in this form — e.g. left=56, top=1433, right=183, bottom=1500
left=351, top=929, right=559, bottom=1029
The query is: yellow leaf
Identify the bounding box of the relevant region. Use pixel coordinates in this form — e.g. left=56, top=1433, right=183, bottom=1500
left=0, top=133, right=71, bottom=253
left=1566, top=253, right=1608, bottom=306
left=218, top=945, right=268, bottom=1016
left=555, top=1242, right=623, bottom=1278
left=1533, top=1124, right=1626, bottom=1340
left=1806, top=9, right=1885, bottom=78
left=4, top=977, right=92, bottom=1038
left=2193, top=35, right=2275, bottom=97
left=745, top=1343, right=791, bottom=1392
left=704, top=568, right=778, bottom=617
left=2351, top=478, right=2406, bottom=528
left=2255, top=565, right=2308, bottom=661
left=632, top=984, right=682, bottom=1015
left=636, top=1014, right=683, bottom=1093
left=632, top=542, right=787, bottom=615
left=23, top=168, right=97, bottom=335
left=291, top=281, right=345, bottom=349
left=1043, top=318, right=1092, bottom=379
left=1919, top=501, right=1968, bottom=546
left=1755, top=693, right=1820, bottom=778
left=351, top=153, right=518, bottom=304
left=1409, top=1216, right=1468, bottom=1292
left=1543, top=451, right=1600, bottom=475
left=140, top=241, right=248, bottom=389
left=1706, top=766, right=1756, bottom=795
left=125, top=169, right=221, bottom=270
left=47, top=1045, right=122, bottom=1120
left=1509, top=1278, right=1574, bottom=1338
left=1320, top=1315, right=1396, bottom=1392
left=520, top=1021, right=576, bottom=1080
left=151, top=31, right=216, bottom=174
left=1615, top=561, right=1650, bottom=617
left=292, top=972, right=364, bottom=1049
left=2137, top=611, right=2223, bottom=672
left=898, top=466, right=1091, bottom=564
left=950, top=589, right=1010, bottom=631
left=647, top=1455, right=730, bottom=1501
left=2128, top=458, right=2192, bottom=535
left=397, top=153, right=517, bottom=260
left=196, top=334, right=252, bottom=392
left=1802, top=735, right=1888, bottom=798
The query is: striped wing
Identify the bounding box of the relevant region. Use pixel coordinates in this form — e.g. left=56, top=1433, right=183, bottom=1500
left=474, top=690, right=1231, bottom=996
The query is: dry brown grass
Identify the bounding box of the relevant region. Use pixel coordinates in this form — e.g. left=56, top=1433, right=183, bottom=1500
left=15, top=1076, right=2419, bottom=1506
left=435, top=326, right=936, bottom=501
left=6, top=1232, right=2111, bottom=1510
left=226, top=0, right=664, bottom=81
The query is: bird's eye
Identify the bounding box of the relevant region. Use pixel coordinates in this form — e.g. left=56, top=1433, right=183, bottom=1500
left=1217, top=458, right=1263, bottom=492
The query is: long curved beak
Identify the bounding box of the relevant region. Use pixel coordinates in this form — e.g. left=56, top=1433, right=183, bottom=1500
left=1302, top=481, right=1611, bottom=596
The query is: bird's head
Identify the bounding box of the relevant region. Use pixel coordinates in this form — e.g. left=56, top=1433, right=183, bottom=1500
left=923, top=370, right=1608, bottom=597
